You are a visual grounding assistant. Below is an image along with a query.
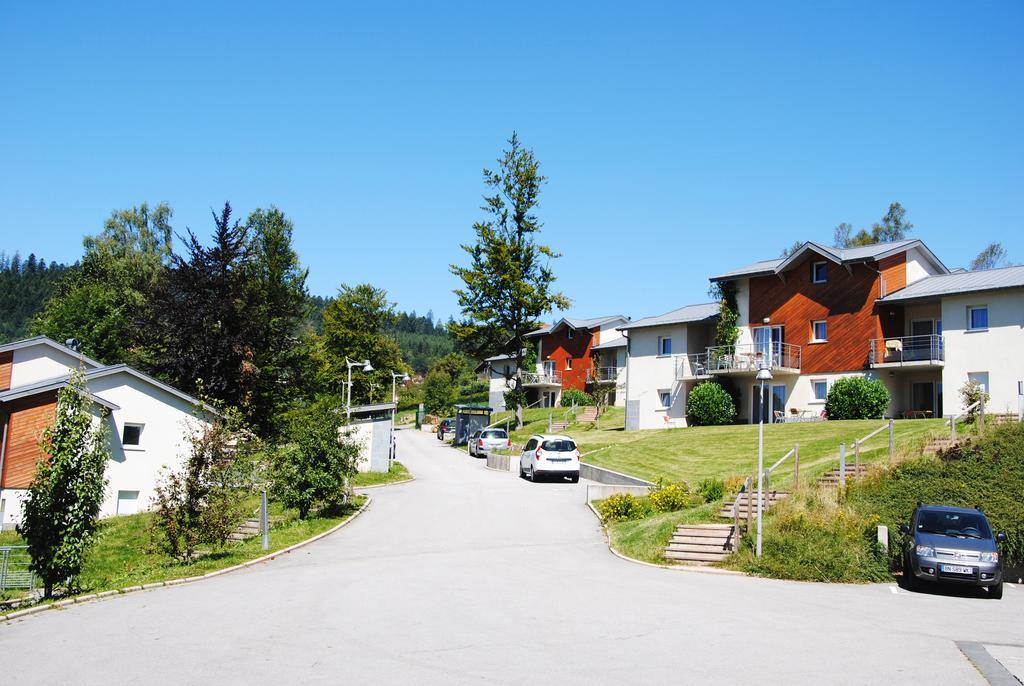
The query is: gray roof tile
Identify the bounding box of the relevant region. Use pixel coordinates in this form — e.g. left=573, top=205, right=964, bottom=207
left=879, top=265, right=1024, bottom=303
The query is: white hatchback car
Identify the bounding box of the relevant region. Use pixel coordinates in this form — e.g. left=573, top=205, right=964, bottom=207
left=519, top=434, right=580, bottom=483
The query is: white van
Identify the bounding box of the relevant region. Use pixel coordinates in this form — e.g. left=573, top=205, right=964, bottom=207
left=519, top=434, right=580, bottom=483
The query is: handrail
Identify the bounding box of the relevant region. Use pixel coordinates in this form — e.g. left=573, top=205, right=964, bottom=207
left=847, top=419, right=896, bottom=476
left=763, top=446, right=799, bottom=492
left=730, top=476, right=753, bottom=550
left=869, top=334, right=944, bottom=366
left=948, top=399, right=984, bottom=440
left=485, top=397, right=544, bottom=430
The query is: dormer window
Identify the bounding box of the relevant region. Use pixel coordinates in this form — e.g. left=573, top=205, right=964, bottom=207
left=567, top=329, right=574, bottom=340
left=811, top=261, right=828, bottom=284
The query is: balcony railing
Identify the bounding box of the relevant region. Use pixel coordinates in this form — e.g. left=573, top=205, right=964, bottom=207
left=521, top=371, right=562, bottom=386
left=675, top=353, right=712, bottom=380
left=588, top=367, right=624, bottom=383
left=869, top=335, right=944, bottom=367
left=704, top=343, right=802, bottom=374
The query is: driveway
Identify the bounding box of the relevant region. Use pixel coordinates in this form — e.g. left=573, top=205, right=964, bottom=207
left=1, top=429, right=1021, bottom=685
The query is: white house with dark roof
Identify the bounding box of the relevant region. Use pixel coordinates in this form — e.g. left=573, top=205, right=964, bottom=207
left=0, top=337, right=213, bottom=529
left=619, top=303, right=719, bottom=429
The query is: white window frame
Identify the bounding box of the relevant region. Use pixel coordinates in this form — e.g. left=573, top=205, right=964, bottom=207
left=811, top=261, right=828, bottom=284
left=967, top=305, right=988, bottom=332
left=565, top=358, right=573, bottom=371
left=658, top=390, right=672, bottom=409
left=122, top=422, right=145, bottom=450
left=811, top=320, right=827, bottom=342
left=657, top=336, right=672, bottom=357
left=567, top=328, right=574, bottom=340
left=116, top=490, right=140, bottom=516
left=967, top=371, right=989, bottom=394
left=811, top=379, right=828, bottom=403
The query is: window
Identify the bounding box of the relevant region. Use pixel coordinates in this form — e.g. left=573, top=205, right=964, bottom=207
left=658, top=390, right=672, bottom=408
left=122, top=423, right=144, bottom=447
left=658, top=337, right=672, bottom=356
left=968, top=306, right=988, bottom=331
left=524, top=439, right=537, bottom=451
left=567, top=328, right=574, bottom=340
left=541, top=439, right=577, bottom=452
left=812, top=379, right=828, bottom=402
left=968, top=372, right=989, bottom=394
left=811, top=320, right=827, bottom=342
left=565, top=358, right=573, bottom=370
left=116, top=491, right=140, bottom=516
left=811, top=261, right=828, bottom=283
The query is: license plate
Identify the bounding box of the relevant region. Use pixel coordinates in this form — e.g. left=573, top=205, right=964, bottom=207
left=547, top=458, right=570, bottom=463
left=940, top=564, right=974, bottom=575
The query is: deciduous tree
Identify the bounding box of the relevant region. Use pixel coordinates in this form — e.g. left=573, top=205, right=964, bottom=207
left=970, top=243, right=1009, bottom=271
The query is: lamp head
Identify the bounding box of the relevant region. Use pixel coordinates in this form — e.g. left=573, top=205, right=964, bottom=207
left=756, top=368, right=773, bottom=381
left=362, top=361, right=374, bottom=372
left=400, top=373, right=410, bottom=382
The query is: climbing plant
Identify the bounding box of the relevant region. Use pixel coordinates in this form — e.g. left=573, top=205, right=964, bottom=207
left=711, top=281, right=739, bottom=349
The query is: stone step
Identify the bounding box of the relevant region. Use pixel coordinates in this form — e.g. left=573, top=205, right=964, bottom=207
left=673, top=528, right=734, bottom=538
left=670, top=535, right=732, bottom=546
left=664, top=550, right=729, bottom=563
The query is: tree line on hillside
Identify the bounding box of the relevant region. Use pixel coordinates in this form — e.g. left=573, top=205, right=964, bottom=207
left=0, top=253, right=73, bottom=342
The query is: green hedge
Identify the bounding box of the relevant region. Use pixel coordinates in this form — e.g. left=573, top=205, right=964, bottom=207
left=687, top=382, right=736, bottom=426
left=825, top=377, right=890, bottom=420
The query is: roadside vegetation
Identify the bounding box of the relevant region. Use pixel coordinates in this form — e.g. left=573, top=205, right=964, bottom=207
left=723, top=422, right=1024, bottom=582
left=1, top=497, right=365, bottom=610
left=353, top=461, right=412, bottom=487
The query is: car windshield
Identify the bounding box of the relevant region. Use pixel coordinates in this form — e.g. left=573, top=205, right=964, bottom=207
left=482, top=430, right=507, bottom=439
left=541, top=439, right=577, bottom=452
left=916, top=510, right=992, bottom=539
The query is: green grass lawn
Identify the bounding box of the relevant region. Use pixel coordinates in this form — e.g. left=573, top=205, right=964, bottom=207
left=1, top=496, right=365, bottom=610
left=603, top=502, right=722, bottom=565
left=353, top=461, right=411, bottom=487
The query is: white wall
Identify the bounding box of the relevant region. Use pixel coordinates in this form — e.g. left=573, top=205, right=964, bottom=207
left=625, top=324, right=693, bottom=429
left=941, top=290, right=1024, bottom=416
left=487, top=361, right=515, bottom=410
left=905, top=247, right=943, bottom=286
left=734, top=278, right=754, bottom=347
left=10, top=344, right=96, bottom=388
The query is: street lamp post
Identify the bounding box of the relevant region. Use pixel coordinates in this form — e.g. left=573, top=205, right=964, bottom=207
left=755, top=318, right=773, bottom=558
left=346, top=357, right=374, bottom=419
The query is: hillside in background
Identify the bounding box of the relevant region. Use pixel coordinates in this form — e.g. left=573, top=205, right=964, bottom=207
left=0, top=253, right=73, bottom=343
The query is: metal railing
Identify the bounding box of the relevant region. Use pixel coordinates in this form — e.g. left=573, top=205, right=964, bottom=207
left=869, top=335, right=944, bottom=366
left=837, top=420, right=896, bottom=488
left=588, top=367, right=623, bottom=383
left=763, top=445, right=799, bottom=493
left=675, top=353, right=711, bottom=380
left=521, top=371, right=562, bottom=386
left=948, top=399, right=984, bottom=441
left=730, top=476, right=753, bottom=550
left=0, top=546, right=36, bottom=591
left=705, top=342, right=802, bottom=374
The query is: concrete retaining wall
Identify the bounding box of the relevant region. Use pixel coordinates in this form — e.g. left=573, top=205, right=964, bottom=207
left=584, top=484, right=651, bottom=503
left=486, top=452, right=512, bottom=472
left=579, top=463, right=652, bottom=487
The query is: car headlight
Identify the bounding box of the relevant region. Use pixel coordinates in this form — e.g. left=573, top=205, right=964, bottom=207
left=915, top=545, right=935, bottom=557
left=980, top=551, right=999, bottom=563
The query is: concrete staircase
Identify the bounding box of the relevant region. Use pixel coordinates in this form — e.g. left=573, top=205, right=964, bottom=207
left=228, top=516, right=262, bottom=543
left=577, top=407, right=599, bottom=423
left=718, top=491, right=790, bottom=519
left=923, top=437, right=957, bottom=455
left=664, top=524, right=738, bottom=564
left=549, top=420, right=570, bottom=432
left=818, top=464, right=869, bottom=487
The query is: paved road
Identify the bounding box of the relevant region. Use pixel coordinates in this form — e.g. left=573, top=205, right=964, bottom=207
left=2, top=429, right=1021, bottom=685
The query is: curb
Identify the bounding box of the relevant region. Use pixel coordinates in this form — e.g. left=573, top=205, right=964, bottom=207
left=1, top=496, right=373, bottom=625
left=354, top=476, right=415, bottom=490
left=585, top=501, right=745, bottom=578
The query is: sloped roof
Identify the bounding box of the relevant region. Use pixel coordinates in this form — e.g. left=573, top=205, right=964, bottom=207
left=878, top=265, right=1024, bottom=304
left=710, top=239, right=947, bottom=282
left=0, top=335, right=104, bottom=369
left=0, top=375, right=121, bottom=411
left=591, top=337, right=627, bottom=350
left=524, top=315, right=629, bottom=338
left=619, top=302, right=719, bottom=332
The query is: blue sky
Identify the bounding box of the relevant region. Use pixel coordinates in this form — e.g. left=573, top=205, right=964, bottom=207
left=1, top=2, right=1021, bottom=323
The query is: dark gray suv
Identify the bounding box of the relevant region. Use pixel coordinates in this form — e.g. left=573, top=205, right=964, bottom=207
left=900, top=504, right=1006, bottom=599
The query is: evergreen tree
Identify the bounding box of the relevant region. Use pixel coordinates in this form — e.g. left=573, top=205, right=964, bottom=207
left=0, top=252, right=72, bottom=343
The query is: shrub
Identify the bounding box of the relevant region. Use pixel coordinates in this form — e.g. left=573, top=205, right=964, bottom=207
left=696, top=478, right=725, bottom=503
left=724, top=475, right=747, bottom=495
left=824, top=376, right=890, bottom=420
left=687, top=382, right=736, bottom=426
left=958, top=379, right=990, bottom=421
left=597, top=493, right=653, bottom=522
left=561, top=388, right=592, bottom=407
left=648, top=478, right=691, bottom=512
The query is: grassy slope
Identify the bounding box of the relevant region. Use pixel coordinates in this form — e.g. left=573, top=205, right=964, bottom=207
left=1, top=497, right=365, bottom=607
left=353, top=461, right=411, bottom=487
left=604, top=502, right=721, bottom=565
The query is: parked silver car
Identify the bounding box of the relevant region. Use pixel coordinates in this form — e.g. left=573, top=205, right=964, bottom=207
left=900, top=504, right=1006, bottom=599
left=468, top=428, right=511, bottom=457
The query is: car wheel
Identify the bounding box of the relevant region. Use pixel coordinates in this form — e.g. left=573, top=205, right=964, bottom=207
left=519, top=462, right=525, bottom=478
left=570, top=473, right=580, bottom=484
left=530, top=466, right=539, bottom=482
left=990, top=582, right=1003, bottom=600
left=902, top=554, right=919, bottom=591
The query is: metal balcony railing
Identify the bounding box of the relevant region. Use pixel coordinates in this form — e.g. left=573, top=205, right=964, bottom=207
left=521, top=371, right=562, bottom=386
left=869, top=335, right=944, bottom=366
left=704, top=342, right=802, bottom=374
left=675, top=353, right=712, bottom=379
left=588, top=367, right=624, bottom=383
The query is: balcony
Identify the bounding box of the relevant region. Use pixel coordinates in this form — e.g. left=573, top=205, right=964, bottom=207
left=522, top=371, right=562, bottom=387
left=704, top=343, right=802, bottom=375
left=675, top=353, right=713, bottom=380
left=588, top=366, right=624, bottom=383
left=869, top=335, right=944, bottom=368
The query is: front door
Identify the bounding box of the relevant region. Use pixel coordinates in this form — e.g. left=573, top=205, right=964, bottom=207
left=753, top=326, right=784, bottom=364
left=751, top=384, right=786, bottom=423
left=911, top=382, right=935, bottom=415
